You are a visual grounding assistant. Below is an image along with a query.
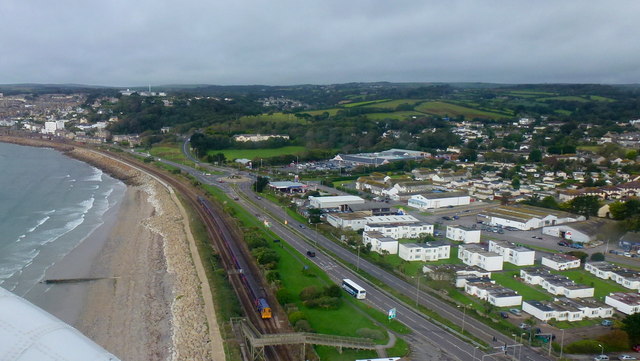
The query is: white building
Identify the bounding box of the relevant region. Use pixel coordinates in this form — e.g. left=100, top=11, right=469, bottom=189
left=477, top=205, right=584, bottom=230
left=520, top=269, right=594, bottom=298
left=542, top=219, right=608, bottom=243
left=362, top=231, right=399, bottom=254
left=364, top=222, right=433, bottom=239
left=232, top=134, right=290, bottom=142
left=458, top=244, right=503, bottom=271
left=464, top=279, right=522, bottom=307
left=488, top=240, right=535, bottom=266
left=326, top=212, right=369, bottom=230
left=42, top=120, right=65, bottom=134
left=522, top=299, right=613, bottom=322
left=541, top=254, right=581, bottom=271
left=407, top=192, right=470, bottom=210
left=585, top=262, right=640, bottom=291
left=398, top=242, right=450, bottom=262
left=446, top=225, right=481, bottom=244
left=309, top=195, right=365, bottom=210
left=605, top=293, right=640, bottom=315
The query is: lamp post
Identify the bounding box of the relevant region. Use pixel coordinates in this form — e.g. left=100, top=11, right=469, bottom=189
left=458, top=304, right=471, bottom=334
left=414, top=274, right=422, bottom=306
left=520, top=333, right=527, bottom=360
left=599, top=344, right=604, bottom=357
left=560, top=329, right=565, bottom=359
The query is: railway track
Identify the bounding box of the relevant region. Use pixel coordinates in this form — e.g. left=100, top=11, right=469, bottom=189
left=98, top=149, right=296, bottom=361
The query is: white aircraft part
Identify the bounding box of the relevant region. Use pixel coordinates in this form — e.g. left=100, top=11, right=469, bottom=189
left=0, top=286, right=120, bottom=361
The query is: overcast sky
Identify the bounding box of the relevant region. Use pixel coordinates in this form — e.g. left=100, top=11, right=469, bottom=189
left=1, top=1, right=638, bottom=86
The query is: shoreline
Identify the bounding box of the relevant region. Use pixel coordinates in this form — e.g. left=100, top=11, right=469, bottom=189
left=0, top=136, right=224, bottom=361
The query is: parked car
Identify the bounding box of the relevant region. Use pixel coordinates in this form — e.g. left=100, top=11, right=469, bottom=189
left=519, top=323, right=530, bottom=329
left=509, top=308, right=521, bottom=315
left=632, top=345, right=640, bottom=352
left=618, top=355, right=636, bottom=360
left=500, top=312, right=509, bottom=319
left=442, top=216, right=452, bottom=220
left=558, top=241, right=570, bottom=247
left=453, top=215, right=460, bottom=220
left=602, top=319, right=613, bottom=326
left=594, top=355, right=609, bottom=361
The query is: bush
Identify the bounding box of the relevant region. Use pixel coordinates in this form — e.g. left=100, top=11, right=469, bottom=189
left=564, top=339, right=604, bottom=354
left=288, top=310, right=306, bottom=324
left=266, top=270, right=280, bottom=283
left=597, top=329, right=630, bottom=351
left=324, top=284, right=342, bottom=298
left=299, top=286, right=323, bottom=301
left=356, top=328, right=385, bottom=340
left=294, top=319, right=314, bottom=333
left=276, top=288, right=293, bottom=305
left=591, top=252, right=605, bottom=262
left=303, top=296, right=341, bottom=310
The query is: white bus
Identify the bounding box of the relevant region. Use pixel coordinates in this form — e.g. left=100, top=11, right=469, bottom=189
left=341, top=279, right=366, bottom=299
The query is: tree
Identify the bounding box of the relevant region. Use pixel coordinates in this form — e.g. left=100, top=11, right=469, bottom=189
left=254, top=176, right=269, bottom=193
left=622, top=313, right=640, bottom=345
left=567, top=196, right=601, bottom=219
left=511, top=177, right=521, bottom=190
left=529, top=149, right=542, bottom=162
left=590, top=252, right=605, bottom=261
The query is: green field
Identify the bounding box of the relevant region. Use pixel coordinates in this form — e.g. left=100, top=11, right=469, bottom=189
left=559, top=269, right=630, bottom=298
left=538, top=96, right=591, bottom=102
left=415, top=101, right=512, bottom=119
left=207, top=146, right=307, bottom=160
left=367, top=99, right=425, bottom=109
left=506, top=90, right=556, bottom=96
left=239, top=112, right=308, bottom=123
left=366, top=111, right=424, bottom=120
left=304, top=108, right=341, bottom=116
left=149, top=144, right=193, bottom=165
left=491, top=271, right=553, bottom=301
left=343, top=99, right=392, bottom=108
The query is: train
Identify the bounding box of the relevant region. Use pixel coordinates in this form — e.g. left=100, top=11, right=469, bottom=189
left=197, top=196, right=272, bottom=319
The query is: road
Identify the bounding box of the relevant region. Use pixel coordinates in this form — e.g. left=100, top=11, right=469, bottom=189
left=134, top=140, right=554, bottom=361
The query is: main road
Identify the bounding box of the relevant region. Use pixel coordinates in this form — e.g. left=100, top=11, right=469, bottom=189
left=143, top=140, right=554, bottom=361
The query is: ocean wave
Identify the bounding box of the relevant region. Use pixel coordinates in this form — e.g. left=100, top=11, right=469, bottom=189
left=85, top=168, right=103, bottom=182
left=27, top=216, right=50, bottom=233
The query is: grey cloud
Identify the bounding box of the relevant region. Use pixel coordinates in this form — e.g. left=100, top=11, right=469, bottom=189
left=0, top=0, right=638, bottom=86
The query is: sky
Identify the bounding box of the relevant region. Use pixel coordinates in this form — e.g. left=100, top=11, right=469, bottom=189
left=1, top=1, right=639, bottom=87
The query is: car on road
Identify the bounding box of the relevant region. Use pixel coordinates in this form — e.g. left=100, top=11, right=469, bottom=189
left=570, top=243, right=584, bottom=249
left=255, top=196, right=262, bottom=200
left=442, top=216, right=452, bottom=221
left=532, top=236, right=543, bottom=239
left=453, top=215, right=460, bottom=220
left=594, top=355, right=609, bottom=361
left=618, top=355, right=636, bottom=360
left=306, top=251, right=316, bottom=257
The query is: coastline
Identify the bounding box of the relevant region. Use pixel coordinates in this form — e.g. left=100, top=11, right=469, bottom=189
left=0, top=136, right=224, bottom=361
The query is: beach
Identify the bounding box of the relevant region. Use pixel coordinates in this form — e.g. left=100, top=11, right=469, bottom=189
left=0, top=137, right=225, bottom=361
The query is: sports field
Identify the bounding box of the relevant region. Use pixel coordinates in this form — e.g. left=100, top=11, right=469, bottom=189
left=207, top=146, right=307, bottom=160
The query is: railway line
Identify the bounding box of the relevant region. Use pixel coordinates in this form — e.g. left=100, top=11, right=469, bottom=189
left=98, top=149, right=296, bottom=361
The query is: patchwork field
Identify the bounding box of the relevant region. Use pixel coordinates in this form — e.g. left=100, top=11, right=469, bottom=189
left=415, top=101, right=512, bottom=119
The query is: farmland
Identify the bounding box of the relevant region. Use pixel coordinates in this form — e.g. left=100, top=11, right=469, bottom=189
left=415, top=101, right=512, bottom=119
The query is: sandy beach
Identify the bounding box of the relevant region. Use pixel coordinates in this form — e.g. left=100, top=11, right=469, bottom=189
left=0, top=137, right=225, bottom=361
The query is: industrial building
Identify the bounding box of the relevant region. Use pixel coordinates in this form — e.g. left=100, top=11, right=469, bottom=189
left=407, top=192, right=470, bottom=210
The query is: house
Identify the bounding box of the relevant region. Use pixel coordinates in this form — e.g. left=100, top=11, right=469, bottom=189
left=309, top=195, right=365, bottom=210
left=605, top=293, right=640, bottom=315
left=362, top=231, right=398, bottom=255
left=327, top=214, right=418, bottom=231
left=488, top=240, right=535, bottom=266
left=398, top=242, right=450, bottom=262
left=422, top=264, right=491, bottom=286
left=407, top=192, right=470, bottom=210
left=458, top=244, right=503, bottom=271
left=446, top=225, right=481, bottom=244
left=476, top=204, right=584, bottom=230
left=233, top=134, right=290, bottom=142
left=585, top=262, right=640, bottom=290
left=542, top=219, right=610, bottom=243
left=520, top=268, right=594, bottom=298
left=464, top=279, right=522, bottom=307
left=541, top=254, right=581, bottom=271
left=522, top=298, right=613, bottom=322
left=364, top=222, right=433, bottom=239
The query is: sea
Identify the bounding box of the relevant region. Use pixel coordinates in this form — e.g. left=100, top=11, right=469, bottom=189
left=0, top=142, right=126, bottom=303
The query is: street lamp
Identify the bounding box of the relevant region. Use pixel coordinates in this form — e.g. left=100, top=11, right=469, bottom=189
left=599, top=344, right=604, bottom=357
left=414, top=274, right=422, bottom=306
left=560, top=329, right=565, bottom=359
left=458, top=304, right=471, bottom=334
